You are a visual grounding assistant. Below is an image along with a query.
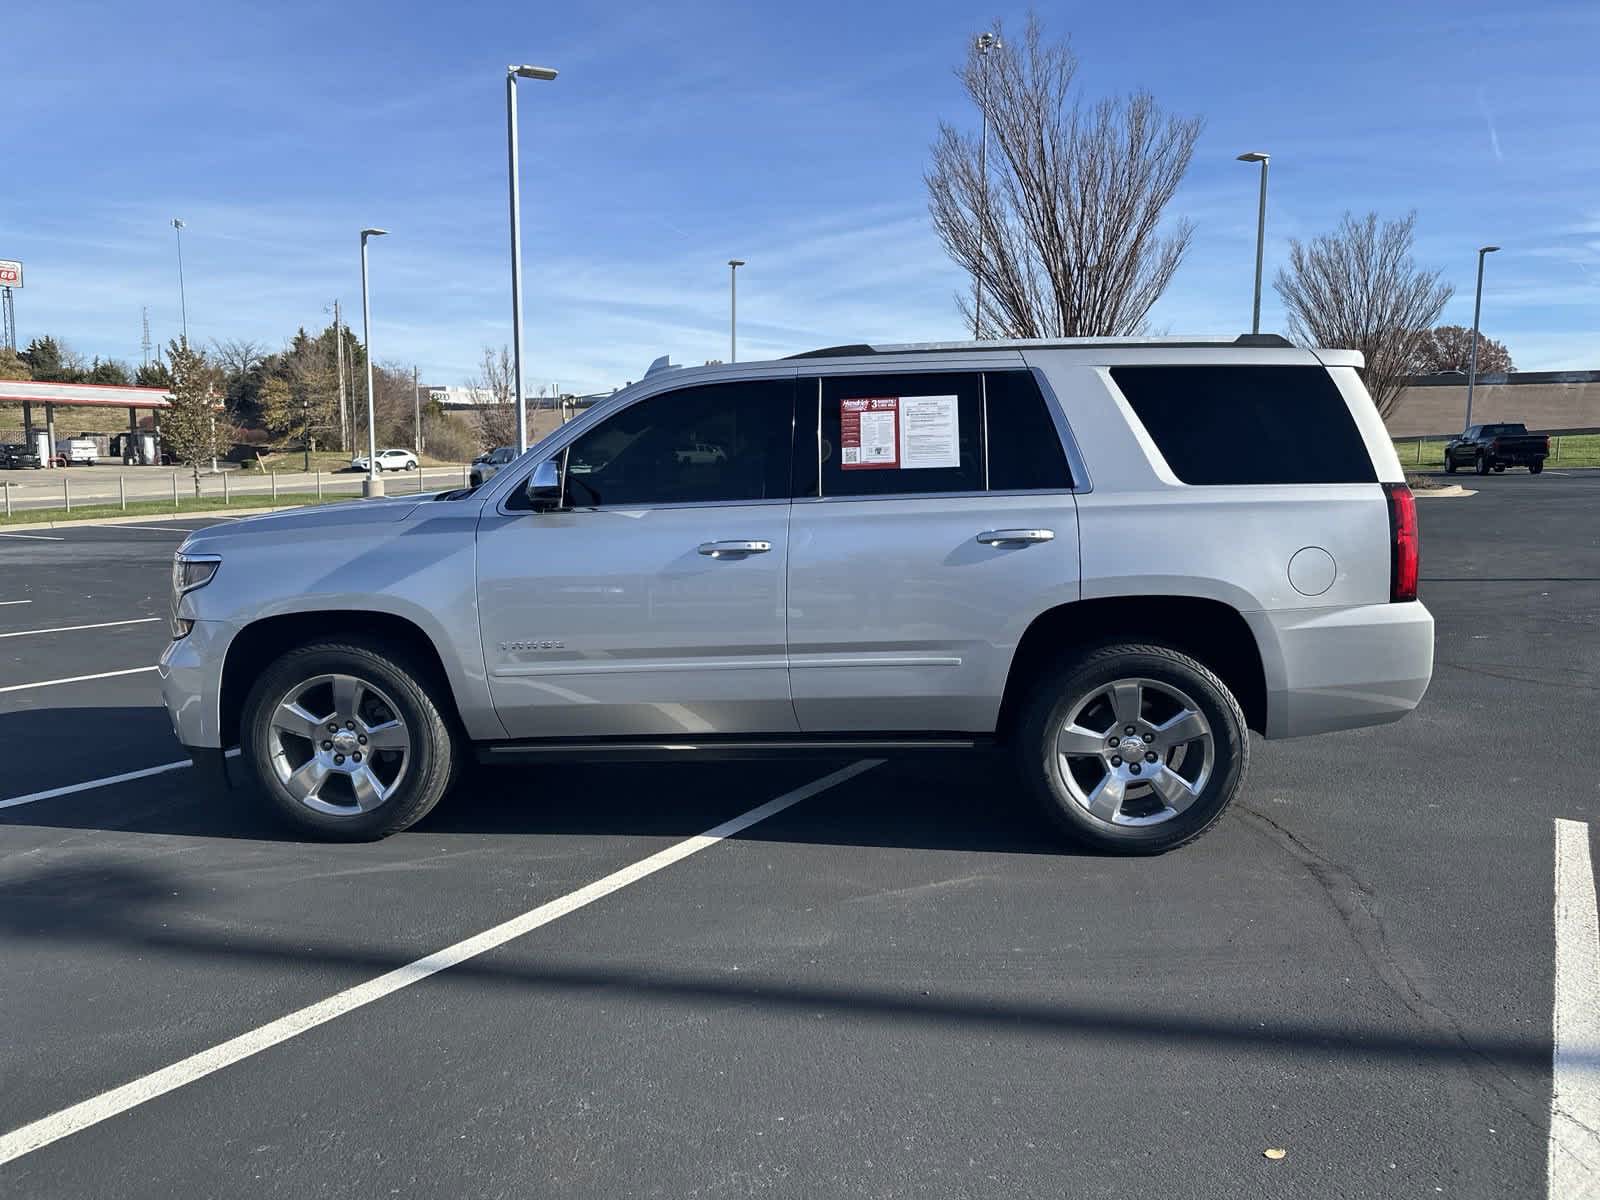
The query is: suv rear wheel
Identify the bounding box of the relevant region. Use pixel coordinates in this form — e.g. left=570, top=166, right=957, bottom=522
left=242, top=639, right=457, bottom=839
left=1016, top=643, right=1248, bottom=854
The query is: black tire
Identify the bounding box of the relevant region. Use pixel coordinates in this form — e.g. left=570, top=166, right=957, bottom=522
left=1444, top=452, right=1456, bottom=475
left=1014, top=642, right=1249, bottom=855
left=1476, top=454, right=1491, bottom=476
left=405, top=461, right=417, bottom=471
left=1494, top=463, right=1505, bottom=472
left=1531, top=460, right=1544, bottom=475
left=241, top=639, right=457, bottom=840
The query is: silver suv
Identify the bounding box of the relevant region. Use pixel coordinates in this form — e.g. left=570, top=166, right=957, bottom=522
left=160, top=336, right=1433, bottom=854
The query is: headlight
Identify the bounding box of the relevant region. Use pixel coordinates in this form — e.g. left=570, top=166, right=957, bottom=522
left=171, top=552, right=221, bottom=638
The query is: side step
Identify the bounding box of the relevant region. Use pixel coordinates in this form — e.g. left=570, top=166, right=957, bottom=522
left=476, top=735, right=995, bottom=764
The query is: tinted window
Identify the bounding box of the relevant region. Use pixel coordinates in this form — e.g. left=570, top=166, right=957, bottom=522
left=1110, top=365, right=1376, bottom=485
left=817, top=372, right=984, bottom=497
left=556, top=379, right=793, bottom=508
left=1482, top=424, right=1526, bottom=437
left=985, top=371, right=1074, bottom=490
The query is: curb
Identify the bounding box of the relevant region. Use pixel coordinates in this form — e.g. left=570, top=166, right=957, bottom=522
left=0, top=505, right=301, bottom=533
left=1413, top=485, right=1476, bottom=499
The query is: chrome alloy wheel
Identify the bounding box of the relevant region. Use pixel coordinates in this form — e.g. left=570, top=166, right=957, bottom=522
left=266, top=673, right=411, bottom=816
left=1051, top=677, right=1215, bottom=827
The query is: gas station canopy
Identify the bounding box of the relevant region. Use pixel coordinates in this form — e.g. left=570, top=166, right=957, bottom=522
left=0, top=379, right=172, bottom=410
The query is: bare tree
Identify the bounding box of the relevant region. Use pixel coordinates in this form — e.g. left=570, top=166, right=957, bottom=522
left=926, top=13, right=1202, bottom=338
left=472, top=346, right=517, bottom=450
left=1274, top=211, right=1454, bottom=417
left=1413, top=324, right=1514, bottom=376
left=212, top=338, right=266, bottom=380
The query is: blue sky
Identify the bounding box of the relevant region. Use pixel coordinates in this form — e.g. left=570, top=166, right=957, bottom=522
left=5, top=0, right=1596, bottom=393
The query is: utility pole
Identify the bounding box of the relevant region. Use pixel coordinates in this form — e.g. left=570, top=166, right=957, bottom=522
left=333, top=299, right=348, bottom=453
left=171, top=218, right=189, bottom=344
left=140, top=307, right=152, bottom=367
left=413, top=364, right=422, bottom=456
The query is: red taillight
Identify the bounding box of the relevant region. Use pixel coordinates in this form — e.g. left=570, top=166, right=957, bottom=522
left=1384, top=482, right=1418, bottom=602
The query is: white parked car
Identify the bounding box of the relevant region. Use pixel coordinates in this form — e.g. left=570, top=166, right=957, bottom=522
left=352, top=448, right=418, bottom=472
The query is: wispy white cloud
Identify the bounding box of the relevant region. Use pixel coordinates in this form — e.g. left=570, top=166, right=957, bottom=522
left=1477, top=87, right=1504, bottom=163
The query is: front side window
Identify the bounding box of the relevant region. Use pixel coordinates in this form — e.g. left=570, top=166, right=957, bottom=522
left=556, top=379, right=794, bottom=508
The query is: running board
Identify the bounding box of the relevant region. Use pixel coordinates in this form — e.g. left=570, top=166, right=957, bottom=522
left=477, top=735, right=993, bottom=764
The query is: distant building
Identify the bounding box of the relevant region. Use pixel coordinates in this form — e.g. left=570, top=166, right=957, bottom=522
left=1386, top=371, right=1600, bottom=436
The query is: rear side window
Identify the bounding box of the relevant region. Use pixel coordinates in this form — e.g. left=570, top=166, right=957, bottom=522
left=985, top=371, right=1074, bottom=490
left=817, top=372, right=984, bottom=498
left=1110, top=365, right=1376, bottom=485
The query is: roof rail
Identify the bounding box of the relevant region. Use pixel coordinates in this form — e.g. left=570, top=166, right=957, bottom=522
left=786, top=333, right=1293, bottom=359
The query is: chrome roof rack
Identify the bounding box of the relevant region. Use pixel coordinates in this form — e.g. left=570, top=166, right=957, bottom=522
left=787, top=333, right=1292, bottom=359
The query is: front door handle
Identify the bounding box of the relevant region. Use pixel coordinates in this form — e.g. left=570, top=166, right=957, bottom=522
left=698, top=540, right=773, bottom=558
left=976, top=529, right=1055, bottom=545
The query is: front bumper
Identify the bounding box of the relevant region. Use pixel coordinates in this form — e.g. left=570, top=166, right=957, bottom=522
left=1246, top=601, right=1435, bottom=739
left=157, top=620, right=232, bottom=749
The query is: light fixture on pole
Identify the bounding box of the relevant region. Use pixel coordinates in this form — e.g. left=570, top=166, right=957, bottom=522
left=727, top=259, right=745, bottom=362
left=171, top=218, right=189, bottom=344
left=359, top=228, right=388, bottom=498
left=1464, top=244, right=1500, bottom=431
left=506, top=62, right=559, bottom=455
left=973, top=31, right=1001, bottom=339
left=1235, top=152, right=1270, bottom=335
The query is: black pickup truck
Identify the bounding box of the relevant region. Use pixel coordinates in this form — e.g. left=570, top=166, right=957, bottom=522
left=1443, top=423, right=1549, bottom=475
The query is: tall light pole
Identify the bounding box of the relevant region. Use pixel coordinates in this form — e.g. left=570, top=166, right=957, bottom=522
left=1236, top=152, right=1270, bottom=334
left=1464, top=244, right=1501, bottom=431
left=973, top=31, right=1000, bottom=339
left=727, top=259, right=744, bottom=362
left=171, top=218, right=189, bottom=344
left=506, top=63, right=559, bottom=454
left=359, top=228, right=387, bottom=498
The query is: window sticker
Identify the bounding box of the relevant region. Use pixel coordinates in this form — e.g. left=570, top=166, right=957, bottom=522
left=840, top=397, right=899, bottom=469
left=897, top=395, right=960, bottom=469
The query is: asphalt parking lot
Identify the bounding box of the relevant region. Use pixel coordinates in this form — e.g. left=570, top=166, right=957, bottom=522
left=2, top=472, right=1598, bottom=1198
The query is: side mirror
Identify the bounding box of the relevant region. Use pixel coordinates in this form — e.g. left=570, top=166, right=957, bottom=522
left=524, top=459, right=563, bottom=511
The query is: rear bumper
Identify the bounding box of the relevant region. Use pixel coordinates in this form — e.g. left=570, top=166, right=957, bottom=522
left=1246, top=601, right=1435, bottom=739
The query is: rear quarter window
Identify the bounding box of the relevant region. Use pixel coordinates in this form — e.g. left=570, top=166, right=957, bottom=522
left=1109, top=365, right=1377, bottom=485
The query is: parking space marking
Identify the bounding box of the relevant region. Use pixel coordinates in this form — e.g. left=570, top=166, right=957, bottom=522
left=0, top=533, right=64, bottom=542
left=0, top=618, right=161, bottom=640
left=0, top=758, right=881, bottom=1165
left=0, top=747, right=240, bottom=812
left=1550, top=818, right=1600, bottom=1197
left=0, top=666, right=158, bottom=695
left=0, top=600, right=31, bottom=606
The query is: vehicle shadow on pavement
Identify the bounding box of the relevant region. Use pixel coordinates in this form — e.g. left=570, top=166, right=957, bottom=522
left=0, top=851, right=1551, bottom=1081
left=0, top=707, right=1081, bottom=855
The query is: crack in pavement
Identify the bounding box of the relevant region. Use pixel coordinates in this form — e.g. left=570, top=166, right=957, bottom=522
left=1237, top=804, right=1545, bottom=1132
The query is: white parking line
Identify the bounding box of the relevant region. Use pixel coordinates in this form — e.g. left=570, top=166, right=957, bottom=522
left=0, top=600, right=31, bottom=606
left=0, top=666, right=158, bottom=695
left=0, top=747, right=242, bottom=811
left=0, top=532, right=64, bottom=542
left=0, top=758, right=881, bottom=1164
left=1550, top=818, right=1600, bottom=1197
left=0, top=618, right=161, bottom=640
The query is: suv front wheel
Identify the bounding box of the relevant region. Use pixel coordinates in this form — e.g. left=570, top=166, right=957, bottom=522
left=1016, top=643, right=1248, bottom=854
left=242, top=639, right=457, bottom=839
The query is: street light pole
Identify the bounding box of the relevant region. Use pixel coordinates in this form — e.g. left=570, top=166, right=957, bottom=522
left=727, top=259, right=744, bottom=362
left=1464, top=244, right=1501, bottom=431
left=360, top=228, right=387, bottom=498
left=973, top=31, right=1000, bottom=340
left=506, top=63, right=559, bottom=455
left=171, top=218, right=189, bottom=344
left=1236, top=152, right=1270, bottom=335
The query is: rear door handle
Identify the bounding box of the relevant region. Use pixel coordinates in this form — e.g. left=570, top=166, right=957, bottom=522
left=976, top=529, right=1055, bottom=545
left=698, top=540, right=773, bottom=557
